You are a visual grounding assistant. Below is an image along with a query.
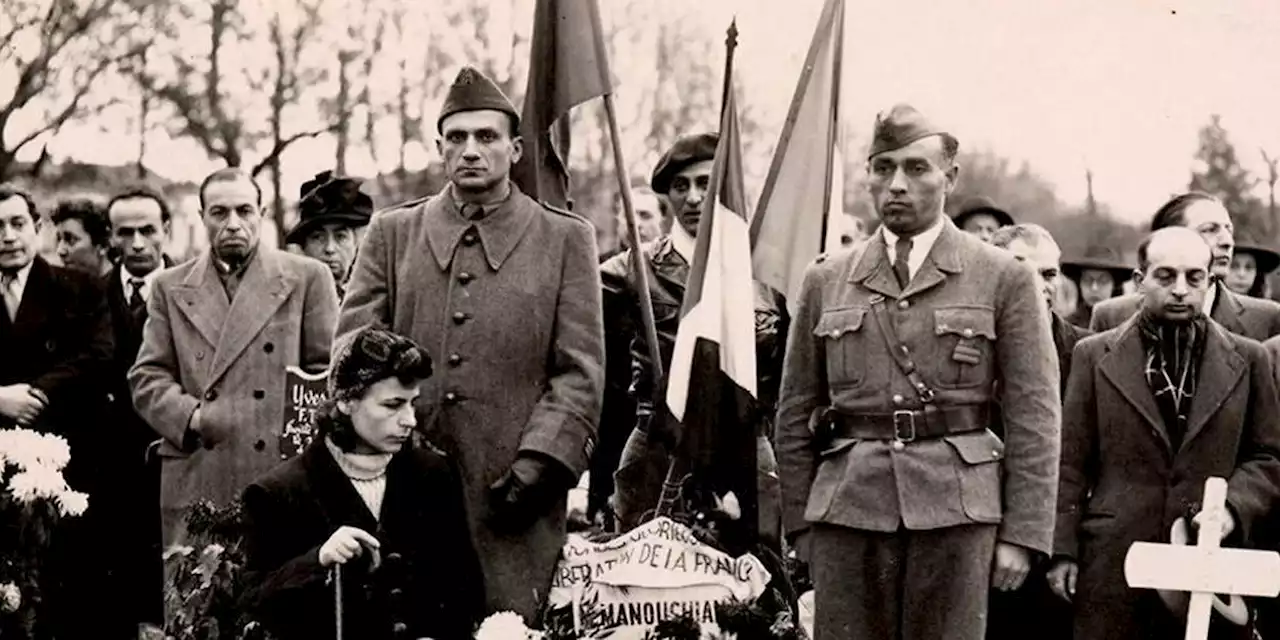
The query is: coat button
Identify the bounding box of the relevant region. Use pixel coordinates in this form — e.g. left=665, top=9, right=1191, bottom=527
left=443, top=392, right=459, bottom=404
left=448, top=353, right=462, bottom=367
left=204, top=389, right=218, bottom=401
left=264, top=342, right=275, bottom=353
left=253, top=389, right=265, bottom=399
left=391, top=622, right=408, bottom=636
left=963, top=328, right=974, bottom=338
left=891, top=440, right=905, bottom=451
left=458, top=271, right=474, bottom=284
left=897, top=300, right=910, bottom=310
left=254, top=439, right=266, bottom=451
left=892, top=394, right=905, bottom=405
left=462, top=232, right=479, bottom=246
left=452, top=311, right=469, bottom=325
left=196, top=351, right=205, bottom=361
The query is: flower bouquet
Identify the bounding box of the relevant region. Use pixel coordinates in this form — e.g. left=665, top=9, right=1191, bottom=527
left=0, top=428, right=89, bottom=638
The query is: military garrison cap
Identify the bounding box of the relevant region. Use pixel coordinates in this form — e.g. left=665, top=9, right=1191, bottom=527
left=869, top=103, right=951, bottom=158
left=651, top=132, right=719, bottom=195
left=436, top=66, right=520, bottom=133
left=953, top=195, right=1014, bottom=229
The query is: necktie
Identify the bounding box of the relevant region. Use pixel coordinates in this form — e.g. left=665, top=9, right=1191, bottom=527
left=128, top=278, right=146, bottom=313
left=892, top=237, right=913, bottom=289
left=462, top=203, right=486, bottom=221
left=1, top=273, right=17, bottom=321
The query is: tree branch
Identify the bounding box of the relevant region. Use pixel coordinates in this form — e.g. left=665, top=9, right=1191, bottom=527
left=250, top=126, right=339, bottom=177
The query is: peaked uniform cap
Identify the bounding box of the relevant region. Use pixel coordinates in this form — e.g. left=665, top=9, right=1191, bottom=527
left=436, top=66, right=520, bottom=133
left=869, top=103, right=951, bottom=158
left=651, top=132, right=719, bottom=195
left=953, top=195, right=1014, bottom=228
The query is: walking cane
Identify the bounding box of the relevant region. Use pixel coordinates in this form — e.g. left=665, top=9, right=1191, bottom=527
left=332, top=564, right=344, bottom=640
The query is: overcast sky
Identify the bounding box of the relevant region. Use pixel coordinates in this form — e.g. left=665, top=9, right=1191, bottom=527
left=26, top=0, right=1280, bottom=225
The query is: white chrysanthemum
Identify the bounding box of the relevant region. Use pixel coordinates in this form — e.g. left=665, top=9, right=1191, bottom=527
left=0, top=429, right=44, bottom=470
left=57, top=490, right=89, bottom=517
left=474, top=611, right=540, bottom=640
left=33, top=433, right=71, bottom=470
left=8, top=466, right=70, bottom=504
left=0, top=582, right=20, bottom=613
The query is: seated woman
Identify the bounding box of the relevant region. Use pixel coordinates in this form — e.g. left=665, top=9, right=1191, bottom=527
left=241, top=328, right=483, bottom=639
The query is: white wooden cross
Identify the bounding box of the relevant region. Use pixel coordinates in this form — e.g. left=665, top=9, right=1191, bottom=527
left=1125, top=477, right=1280, bottom=640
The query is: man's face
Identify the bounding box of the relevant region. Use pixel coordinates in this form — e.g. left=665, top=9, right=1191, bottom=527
left=1004, top=238, right=1061, bottom=309
left=1180, top=199, right=1234, bottom=279
left=1138, top=233, right=1212, bottom=323
left=109, top=197, right=169, bottom=278
left=619, top=192, right=665, bottom=245
left=202, top=177, right=262, bottom=265
left=1079, top=269, right=1117, bottom=307
left=55, top=218, right=106, bottom=276
left=960, top=213, right=1002, bottom=244
left=302, top=222, right=358, bottom=282
left=437, top=110, right=522, bottom=194
left=0, top=196, right=39, bottom=272
left=667, top=160, right=713, bottom=238
left=1225, top=252, right=1258, bottom=294
left=867, top=136, right=958, bottom=237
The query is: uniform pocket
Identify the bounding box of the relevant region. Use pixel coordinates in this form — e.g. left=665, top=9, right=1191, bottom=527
left=934, top=306, right=997, bottom=389
left=945, top=429, right=1005, bottom=523
left=813, top=306, right=869, bottom=388
left=805, top=439, right=861, bottom=522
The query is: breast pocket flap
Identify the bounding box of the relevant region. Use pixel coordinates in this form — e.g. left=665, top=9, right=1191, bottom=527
left=945, top=429, right=1005, bottom=465
left=934, top=307, right=997, bottom=340
left=814, top=307, right=867, bottom=339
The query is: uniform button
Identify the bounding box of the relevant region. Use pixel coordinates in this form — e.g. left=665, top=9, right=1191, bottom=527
left=253, top=389, right=265, bottom=399
left=462, top=232, right=479, bottom=246
left=196, top=351, right=205, bottom=361
left=448, top=353, right=462, bottom=367
left=263, top=342, right=275, bottom=353
left=916, top=382, right=927, bottom=391
left=443, top=392, right=459, bottom=404
left=452, top=311, right=469, bottom=325
left=386, top=552, right=403, bottom=563
left=389, top=587, right=404, bottom=599
left=891, top=440, right=905, bottom=451
left=204, top=389, right=217, bottom=401
left=991, top=449, right=1000, bottom=458
left=392, top=622, right=409, bottom=636
left=897, top=300, right=909, bottom=310
left=892, top=394, right=905, bottom=405
left=963, top=328, right=974, bottom=338
left=254, top=439, right=266, bottom=451
left=458, top=272, right=474, bottom=284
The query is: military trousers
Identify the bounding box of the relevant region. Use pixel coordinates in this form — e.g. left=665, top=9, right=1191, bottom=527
left=611, top=425, right=781, bottom=547
left=811, top=522, right=998, bottom=640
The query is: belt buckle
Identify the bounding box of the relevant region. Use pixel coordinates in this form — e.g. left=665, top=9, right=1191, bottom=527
left=892, top=410, right=917, bottom=443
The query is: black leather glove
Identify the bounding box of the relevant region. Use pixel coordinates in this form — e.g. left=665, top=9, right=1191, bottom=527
left=487, top=454, right=572, bottom=534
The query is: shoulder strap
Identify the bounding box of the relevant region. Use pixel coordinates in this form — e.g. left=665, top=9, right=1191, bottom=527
left=867, top=295, right=936, bottom=404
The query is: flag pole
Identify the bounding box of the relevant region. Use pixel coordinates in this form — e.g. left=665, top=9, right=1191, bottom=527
left=602, top=94, right=665, bottom=403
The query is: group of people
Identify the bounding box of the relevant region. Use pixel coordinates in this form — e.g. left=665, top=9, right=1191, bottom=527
left=4, top=62, right=1280, bottom=640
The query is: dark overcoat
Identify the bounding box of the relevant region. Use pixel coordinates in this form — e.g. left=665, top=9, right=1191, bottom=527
left=1090, top=283, right=1280, bottom=341
left=1057, top=317, right=1280, bottom=640
left=241, top=439, right=484, bottom=640
left=335, top=183, right=605, bottom=619
left=129, top=248, right=339, bottom=546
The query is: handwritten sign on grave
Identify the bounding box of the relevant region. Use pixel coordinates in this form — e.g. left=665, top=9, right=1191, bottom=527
left=280, top=366, right=328, bottom=460
left=548, top=516, right=770, bottom=638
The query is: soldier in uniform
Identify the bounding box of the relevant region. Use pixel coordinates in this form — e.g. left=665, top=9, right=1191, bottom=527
left=336, top=66, right=604, bottom=620
left=601, top=132, right=788, bottom=544
left=775, top=104, right=1061, bottom=639
left=1090, top=192, right=1280, bottom=341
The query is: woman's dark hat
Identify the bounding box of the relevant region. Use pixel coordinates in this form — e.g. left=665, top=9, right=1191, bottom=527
left=1062, top=246, right=1133, bottom=283
left=329, top=328, right=433, bottom=401
left=286, top=171, right=374, bottom=245
left=651, top=132, right=718, bottom=195
left=1233, top=242, right=1280, bottom=276
left=952, top=195, right=1014, bottom=229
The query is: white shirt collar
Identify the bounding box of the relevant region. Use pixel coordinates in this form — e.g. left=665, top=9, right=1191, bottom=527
left=1204, top=279, right=1219, bottom=315
left=1, top=260, right=33, bottom=301
left=880, top=215, right=946, bottom=281
left=669, top=223, right=697, bottom=263
left=121, top=265, right=162, bottom=302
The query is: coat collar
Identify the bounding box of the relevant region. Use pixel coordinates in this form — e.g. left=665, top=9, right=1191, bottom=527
left=849, top=217, right=965, bottom=299
left=1209, top=281, right=1249, bottom=336
left=173, top=249, right=292, bottom=387
left=1099, top=313, right=1245, bottom=456
left=6, top=256, right=52, bottom=339
left=424, top=181, right=538, bottom=272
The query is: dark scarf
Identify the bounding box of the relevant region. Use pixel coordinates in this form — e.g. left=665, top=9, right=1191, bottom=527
left=1138, top=313, right=1207, bottom=450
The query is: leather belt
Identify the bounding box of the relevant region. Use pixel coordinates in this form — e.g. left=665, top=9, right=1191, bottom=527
left=818, top=404, right=990, bottom=443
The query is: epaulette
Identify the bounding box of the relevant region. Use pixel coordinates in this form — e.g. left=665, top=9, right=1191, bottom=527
left=373, top=194, right=433, bottom=217
left=540, top=200, right=590, bottom=224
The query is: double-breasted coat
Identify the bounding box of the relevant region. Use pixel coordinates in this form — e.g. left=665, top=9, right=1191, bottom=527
left=1090, top=283, right=1280, bottom=341
left=129, top=248, right=338, bottom=546
left=336, top=183, right=604, bottom=619
left=1057, top=316, right=1280, bottom=639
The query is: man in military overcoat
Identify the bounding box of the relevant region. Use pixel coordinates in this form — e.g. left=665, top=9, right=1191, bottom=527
left=336, top=66, right=605, bottom=620
left=774, top=104, right=1061, bottom=639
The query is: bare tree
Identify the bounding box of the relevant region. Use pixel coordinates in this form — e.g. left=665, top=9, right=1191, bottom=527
left=0, top=0, right=150, bottom=179
left=1263, top=149, right=1278, bottom=232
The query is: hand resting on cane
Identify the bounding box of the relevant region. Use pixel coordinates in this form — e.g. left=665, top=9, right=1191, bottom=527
left=319, top=525, right=382, bottom=572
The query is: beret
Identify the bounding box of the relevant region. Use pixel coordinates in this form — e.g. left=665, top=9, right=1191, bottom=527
left=651, top=132, right=719, bottom=195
